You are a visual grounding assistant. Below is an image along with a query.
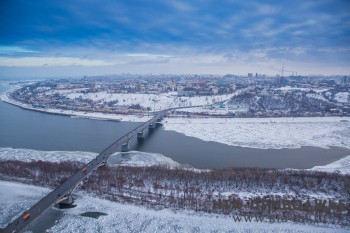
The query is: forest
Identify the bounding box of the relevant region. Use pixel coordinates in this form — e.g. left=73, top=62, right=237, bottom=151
left=0, top=160, right=349, bottom=226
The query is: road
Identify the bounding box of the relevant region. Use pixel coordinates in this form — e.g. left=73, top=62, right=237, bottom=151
left=1, top=111, right=167, bottom=233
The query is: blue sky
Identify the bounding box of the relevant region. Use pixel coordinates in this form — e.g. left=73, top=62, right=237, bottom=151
left=0, top=0, right=349, bottom=77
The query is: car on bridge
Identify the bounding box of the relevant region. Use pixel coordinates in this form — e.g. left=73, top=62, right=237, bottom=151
left=23, top=213, right=30, bottom=220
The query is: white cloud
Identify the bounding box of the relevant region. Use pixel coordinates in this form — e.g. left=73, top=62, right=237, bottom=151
left=167, top=1, right=194, bottom=12
left=0, top=57, right=114, bottom=67
left=0, top=46, right=37, bottom=54
left=255, top=3, right=280, bottom=15
left=126, top=53, right=172, bottom=58
left=0, top=44, right=349, bottom=77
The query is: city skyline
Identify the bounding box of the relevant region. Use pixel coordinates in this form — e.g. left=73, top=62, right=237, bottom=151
left=0, top=0, right=349, bottom=78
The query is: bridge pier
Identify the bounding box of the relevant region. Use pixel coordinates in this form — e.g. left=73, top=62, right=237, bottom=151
left=149, top=123, right=155, bottom=130
left=97, top=162, right=106, bottom=168
left=137, top=131, right=144, bottom=140
left=121, top=142, right=129, bottom=152
left=55, top=195, right=75, bottom=209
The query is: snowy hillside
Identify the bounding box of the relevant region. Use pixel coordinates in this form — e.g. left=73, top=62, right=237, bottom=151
left=58, top=91, right=234, bottom=111
left=334, top=92, right=350, bottom=103
left=0, top=92, right=153, bottom=122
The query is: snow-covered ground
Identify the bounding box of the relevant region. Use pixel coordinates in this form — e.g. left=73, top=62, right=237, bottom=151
left=0, top=89, right=231, bottom=123
left=275, top=86, right=330, bottom=93
left=61, top=91, right=234, bottom=110
left=306, top=93, right=329, bottom=102
left=0, top=147, right=96, bottom=163
left=311, top=155, right=350, bottom=174
left=0, top=181, right=348, bottom=233
left=163, top=117, right=350, bottom=150
left=0, top=148, right=182, bottom=168
left=0, top=82, right=235, bottom=122
left=275, top=86, right=349, bottom=104
left=107, top=151, right=180, bottom=168
left=0, top=92, right=153, bottom=122
left=334, top=92, right=349, bottom=103
left=0, top=181, right=51, bottom=229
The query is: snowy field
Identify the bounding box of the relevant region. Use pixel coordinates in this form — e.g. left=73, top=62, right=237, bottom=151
left=163, top=117, right=350, bottom=150
left=0, top=181, right=348, bottom=233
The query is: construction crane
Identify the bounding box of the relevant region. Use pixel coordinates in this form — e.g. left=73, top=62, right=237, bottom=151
left=281, top=64, right=297, bottom=76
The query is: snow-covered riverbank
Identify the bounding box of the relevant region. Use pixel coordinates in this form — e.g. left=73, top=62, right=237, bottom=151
left=0, top=180, right=348, bottom=233
left=0, top=148, right=182, bottom=169
left=0, top=92, right=152, bottom=122
left=0, top=84, right=235, bottom=123
left=1, top=147, right=350, bottom=174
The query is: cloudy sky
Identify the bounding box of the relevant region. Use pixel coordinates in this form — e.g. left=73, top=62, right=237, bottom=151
left=0, top=0, right=349, bottom=78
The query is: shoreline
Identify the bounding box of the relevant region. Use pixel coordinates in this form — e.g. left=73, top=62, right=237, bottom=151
left=1, top=146, right=349, bottom=173
left=0, top=92, right=152, bottom=122
left=1, top=89, right=349, bottom=123
left=1, top=89, right=350, bottom=152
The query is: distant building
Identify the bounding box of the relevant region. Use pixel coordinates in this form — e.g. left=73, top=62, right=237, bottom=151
left=211, top=87, right=219, bottom=95
left=275, top=76, right=288, bottom=86
left=191, top=82, right=207, bottom=88
left=224, top=74, right=235, bottom=78
left=340, top=76, right=350, bottom=87
left=178, top=87, right=196, bottom=97
left=248, top=73, right=253, bottom=78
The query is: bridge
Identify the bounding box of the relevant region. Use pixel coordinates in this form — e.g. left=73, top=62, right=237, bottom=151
left=1, top=97, right=234, bottom=233
left=1, top=110, right=168, bottom=233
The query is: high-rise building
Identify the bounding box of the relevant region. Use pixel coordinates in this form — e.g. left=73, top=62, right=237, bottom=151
left=275, top=76, right=288, bottom=86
